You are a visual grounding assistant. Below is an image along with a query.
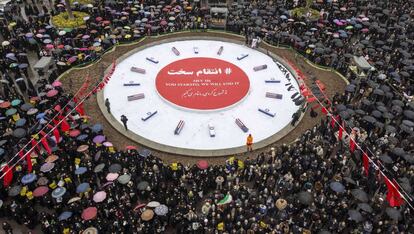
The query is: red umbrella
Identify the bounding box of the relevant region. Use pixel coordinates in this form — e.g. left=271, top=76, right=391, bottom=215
left=96, top=17, right=103, bottom=22
left=46, top=89, right=58, bottom=97
left=125, top=145, right=137, bottom=150
left=197, top=160, right=208, bottom=170
left=33, top=186, right=49, bottom=197
left=82, top=207, right=97, bottom=220
left=69, top=129, right=81, bottom=137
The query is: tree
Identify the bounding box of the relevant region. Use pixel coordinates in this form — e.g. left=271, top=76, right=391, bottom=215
left=65, top=0, right=74, bottom=19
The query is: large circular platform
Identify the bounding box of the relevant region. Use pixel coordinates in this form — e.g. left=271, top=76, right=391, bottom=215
left=101, top=39, right=301, bottom=156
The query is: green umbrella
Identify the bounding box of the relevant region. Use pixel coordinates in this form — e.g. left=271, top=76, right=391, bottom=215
left=63, top=28, right=73, bottom=33
left=345, top=25, right=353, bottom=30
left=11, top=99, right=22, bottom=106
left=9, top=63, right=18, bottom=68
left=5, top=108, right=17, bottom=116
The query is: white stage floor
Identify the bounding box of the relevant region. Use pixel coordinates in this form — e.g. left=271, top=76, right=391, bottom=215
left=103, top=40, right=300, bottom=151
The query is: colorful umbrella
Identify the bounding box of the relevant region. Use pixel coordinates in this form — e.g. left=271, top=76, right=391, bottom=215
left=197, top=160, right=208, bottom=170
left=93, top=191, right=107, bottom=203
left=76, top=182, right=90, bottom=193
left=21, top=173, right=37, bottom=184
left=33, top=186, right=49, bottom=197
left=106, top=173, right=119, bottom=181
left=82, top=207, right=97, bottom=220
left=52, top=187, right=66, bottom=198
left=40, top=162, right=55, bottom=172
left=58, top=211, right=73, bottom=221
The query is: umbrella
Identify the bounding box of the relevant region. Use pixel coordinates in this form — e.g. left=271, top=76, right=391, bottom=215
left=6, top=108, right=17, bottom=116
left=13, top=128, right=26, bottom=138
left=45, top=154, right=58, bottom=163
left=67, top=197, right=81, bottom=204
left=154, top=204, right=168, bottom=216
left=392, top=148, right=405, bottom=156
left=94, top=163, right=105, bottom=173
left=33, top=186, right=49, bottom=197
left=106, top=173, right=119, bottom=181
left=344, top=177, right=356, bottom=185
left=197, top=160, right=208, bottom=170
left=11, top=99, right=21, bottom=106
left=138, top=148, right=151, bottom=157
left=46, top=89, right=58, bottom=97
left=76, top=183, right=90, bottom=193
left=92, top=124, right=103, bottom=132
left=93, top=191, right=107, bottom=203
left=27, top=108, right=38, bottom=115
left=275, top=198, right=288, bottom=210
left=330, top=181, right=345, bottom=193
left=352, top=189, right=369, bottom=202
left=385, top=207, right=402, bottom=220
left=40, top=162, right=55, bottom=172
left=118, top=174, right=131, bottom=184
left=92, top=135, right=105, bottom=144
left=58, top=211, right=73, bottom=221
left=358, top=203, right=373, bottom=213
left=141, top=209, right=154, bottom=221
left=82, top=227, right=98, bottom=234
left=52, top=187, right=66, bottom=198
left=363, top=116, right=376, bottom=123
left=297, top=191, right=313, bottom=205
left=348, top=209, right=363, bottom=222
left=147, top=201, right=161, bottom=208
left=109, top=163, right=122, bottom=173
left=75, top=167, right=87, bottom=175
left=403, top=110, right=414, bottom=120
left=21, top=173, right=37, bottom=184
left=137, top=181, right=149, bottom=190
left=379, top=154, right=393, bottom=164
left=37, top=177, right=48, bottom=186
left=77, top=145, right=89, bottom=152
left=82, top=207, right=98, bottom=220
left=15, top=118, right=26, bottom=127
left=8, top=185, right=21, bottom=197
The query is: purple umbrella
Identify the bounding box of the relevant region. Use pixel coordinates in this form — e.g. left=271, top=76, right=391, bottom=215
left=93, top=135, right=105, bottom=144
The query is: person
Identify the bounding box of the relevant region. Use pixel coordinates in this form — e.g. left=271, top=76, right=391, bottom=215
left=291, top=111, right=300, bottom=126
left=105, top=98, right=111, bottom=113
left=246, top=134, right=253, bottom=152
left=121, top=115, right=128, bottom=131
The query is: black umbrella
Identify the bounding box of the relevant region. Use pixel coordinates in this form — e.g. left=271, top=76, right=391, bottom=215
left=108, top=163, right=122, bottom=173
left=351, top=189, right=369, bottom=202
left=402, top=154, right=414, bottom=164
left=355, top=109, right=366, bottom=115
left=348, top=209, right=364, bottom=222
left=345, top=84, right=356, bottom=92
left=373, top=89, right=384, bottom=96
left=385, top=208, right=402, bottom=221
left=402, top=120, right=414, bottom=127
left=13, top=128, right=26, bottom=138
left=344, top=177, right=356, bottom=185
left=363, top=115, right=376, bottom=123
left=385, top=125, right=397, bottom=134
left=392, top=147, right=405, bottom=156
left=403, top=110, right=414, bottom=120
left=297, top=191, right=313, bottom=205
left=383, top=112, right=394, bottom=119
left=377, top=105, right=388, bottom=112
left=372, top=110, right=382, bottom=118
left=336, top=104, right=347, bottom=112
left=379, top=154, right=393, bottom=164
left=357, top=203, right=373, bottom=213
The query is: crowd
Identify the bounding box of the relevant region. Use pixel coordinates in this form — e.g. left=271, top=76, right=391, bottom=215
left=0, top=0, right=413, bottom=233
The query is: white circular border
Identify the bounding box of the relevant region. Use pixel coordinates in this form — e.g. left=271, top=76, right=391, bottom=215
left=103, top=40, right=301, bottom=151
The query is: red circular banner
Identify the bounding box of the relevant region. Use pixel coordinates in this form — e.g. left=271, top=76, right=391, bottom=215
left=156, top=57, right=250, bottom=110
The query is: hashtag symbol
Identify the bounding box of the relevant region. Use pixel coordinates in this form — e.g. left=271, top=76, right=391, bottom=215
left=225, top=68, right=232, bottom=75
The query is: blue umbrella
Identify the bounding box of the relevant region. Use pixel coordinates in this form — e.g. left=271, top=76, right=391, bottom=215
left=0, top=148, right=4, bottom=157
left=138, top=148, right=151, bottom=158
left=76, top=182, right=90, bottom=193
left=15, top=118, right=26, bottom=127
left=92, top=124, right=103, bottom=133
left=52, top=187, right=66, bottom=198
left=21, top=173, right=37, bottom=184
left=36, top=112, right=46, bottom=120
left=75, top=167, right=87, bottom=175
left=77, top=134, right=88, bottom=141
left=330, top=181, right=345, bottom=193
left=58, top=211, right=73, bottom=221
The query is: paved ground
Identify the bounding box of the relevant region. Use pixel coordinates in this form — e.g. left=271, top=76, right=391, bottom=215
left=59, top=31, right=347, bottom=165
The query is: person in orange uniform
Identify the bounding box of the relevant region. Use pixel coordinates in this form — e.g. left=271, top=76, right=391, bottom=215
left=246, top=134, right=253, bottom=152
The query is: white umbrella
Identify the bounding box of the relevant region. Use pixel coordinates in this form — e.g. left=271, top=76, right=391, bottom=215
left=147, top=201, right=161, bottom=208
